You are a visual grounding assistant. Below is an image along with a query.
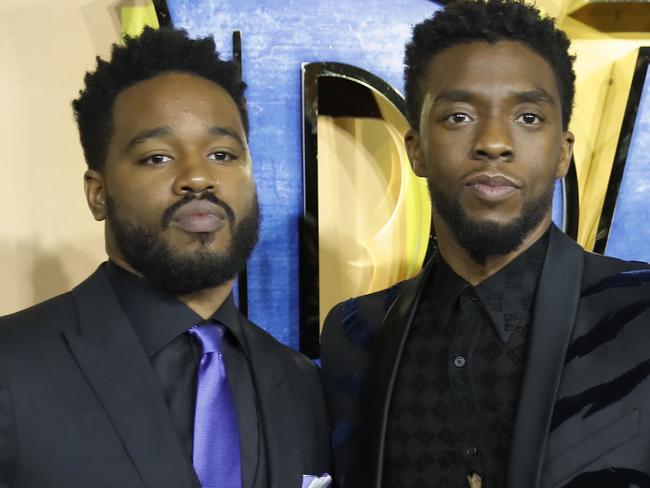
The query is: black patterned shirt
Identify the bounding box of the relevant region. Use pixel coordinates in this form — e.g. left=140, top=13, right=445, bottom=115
left=383, top=232, right=549, bottom=488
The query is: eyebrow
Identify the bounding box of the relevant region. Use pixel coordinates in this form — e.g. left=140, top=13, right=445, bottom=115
left=433, top=88, right=557, bottom=106
left=125, top=125, right=246, bottom=151
left=513, top=89, right=556, bottom=106
left=125, top=126, right=172, bottom=151
left=434, top=90, right=473, bottom=104
left=208, top=126, right=246, bottom=147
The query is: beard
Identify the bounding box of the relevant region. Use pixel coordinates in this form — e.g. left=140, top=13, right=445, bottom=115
left=428, top=178, right=553, bottom=264
left=106, top=191, right=260, bottom=296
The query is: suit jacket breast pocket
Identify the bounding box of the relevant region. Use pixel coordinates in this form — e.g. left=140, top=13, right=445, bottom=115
left=542, top=408, right=640, bottom=488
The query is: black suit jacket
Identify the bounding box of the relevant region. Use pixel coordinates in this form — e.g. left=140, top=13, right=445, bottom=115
left=0, top=266, right=330, bottom=488
left=321, top=226, right=650, bottom=488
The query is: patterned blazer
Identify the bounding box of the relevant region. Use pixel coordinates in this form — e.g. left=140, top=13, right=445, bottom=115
left=321, top=225, right=650, bottom=488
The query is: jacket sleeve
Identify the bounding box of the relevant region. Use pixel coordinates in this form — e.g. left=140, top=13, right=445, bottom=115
left=0, top=363, right=16, bottom=488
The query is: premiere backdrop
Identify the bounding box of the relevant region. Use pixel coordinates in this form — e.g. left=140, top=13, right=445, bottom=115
left=166, top=0, right=650, bottom=350
left=167, top=0, right=442, bottom=350
left=1, top=0, right=649, bottom=352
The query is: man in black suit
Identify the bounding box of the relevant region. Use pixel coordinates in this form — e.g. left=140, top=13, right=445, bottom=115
left=0, top=27, right=330, bottom=488
left=321, top=2, right=650, bottom=487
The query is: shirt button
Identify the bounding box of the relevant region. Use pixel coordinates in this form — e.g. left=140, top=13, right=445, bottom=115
left=453, top=356, right=466, bottom=368
left=465, top=446, right=478, bottom=457
left=470, top=295, right=478, bottom=302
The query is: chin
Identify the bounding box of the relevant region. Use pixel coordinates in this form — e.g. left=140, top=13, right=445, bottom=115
left=177, top=231, right=230, bottom=249
left=468, top=213, right=520, bottom=229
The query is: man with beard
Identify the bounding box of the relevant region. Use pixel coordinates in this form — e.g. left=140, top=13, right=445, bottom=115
left=321, top=1, right=650, bottom=487
left=0, top=27, right=330, bottom=488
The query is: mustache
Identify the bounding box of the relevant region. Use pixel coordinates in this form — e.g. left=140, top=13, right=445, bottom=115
left=161, top=191, right=236, bottom=229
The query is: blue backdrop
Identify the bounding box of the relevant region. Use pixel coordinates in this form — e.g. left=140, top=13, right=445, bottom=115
left=167, top=0, right=442, bottom=347
left=166, top=1, right=649, bottom=346
left=605, top=66, right=650, bottom=263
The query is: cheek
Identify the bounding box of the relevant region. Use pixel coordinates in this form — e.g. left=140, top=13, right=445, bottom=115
left=219, top=169, right=256, bottom=204
left=517, top=139, right=563, bottom=182
left=107, top=166, right=170, bottom=203
left=425, top=153, right=468, bottom=189
left=107, top=184, right=169, bottom=225
left=424, top=128, right=473, bottom=169
left=522, top=161, right=561, bottom=200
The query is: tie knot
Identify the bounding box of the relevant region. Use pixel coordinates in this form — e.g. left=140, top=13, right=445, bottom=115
left=189, top=323, right=225, bottom=355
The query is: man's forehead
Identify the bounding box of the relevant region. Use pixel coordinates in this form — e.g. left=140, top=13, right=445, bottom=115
left=111, top=72, right=245, bottom=139
left=422, top=40, right=560, bottom=96
left=114, top=72, right=236, bottom=111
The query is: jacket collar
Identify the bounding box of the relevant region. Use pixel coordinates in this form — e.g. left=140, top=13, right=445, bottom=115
left=238, top=317, right=331, bottom=487
left=65, top=265, right=199, bottom=488
left=357, top=225, right=584, bottom=488
left=507, top=226, right=584, bottom=487
left=357, top=256, right=433, bottom=487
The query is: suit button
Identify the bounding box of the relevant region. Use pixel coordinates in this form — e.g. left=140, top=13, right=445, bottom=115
left=465, top=445, right=478, bottom=457
left=453, top=356, right=466, bottom=368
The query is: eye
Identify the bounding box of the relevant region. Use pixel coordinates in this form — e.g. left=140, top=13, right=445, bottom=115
left=140, top=154, right=172, bottom=165
left=208, top=151, right=237, bottom=162
left=515, top=113, right=543, bottom=125
left=445, top=112, right=473, bottom=124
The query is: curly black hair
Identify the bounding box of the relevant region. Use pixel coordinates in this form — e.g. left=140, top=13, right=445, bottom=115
left=72, top=27, right=248, bottom=171
left=404, top=0, right=575, bottom=130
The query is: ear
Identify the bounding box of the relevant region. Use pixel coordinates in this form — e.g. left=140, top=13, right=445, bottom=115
left=555, top=130, right=575, bottom=179
left=84, top=169, right=107, bottom=221
left=405, top=128, right=427, bottom=177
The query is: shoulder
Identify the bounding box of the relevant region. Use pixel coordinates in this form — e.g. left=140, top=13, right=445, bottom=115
left=583, top=248, right=650, bottom=272
left=239, top=316, right=319, bottom=377
left=0, top=265, right=107, bottom=348
left=319, top=278, right=414, bottom=404
left=548, top=227, right=650, bottom=298
left=328, top=280, right=408, bottom=317
left=0, top=292, right=77, bottom=347
left=580, top=251, right=650, bottom=299
left=0, top=293, right=80, bottom=386
left=321, top=280, right=409, bottom=351
left=570, top=251, right=650, bottom=348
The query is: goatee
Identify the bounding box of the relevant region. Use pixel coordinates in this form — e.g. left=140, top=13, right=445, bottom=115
left=428, top=179, right=552, bottom=264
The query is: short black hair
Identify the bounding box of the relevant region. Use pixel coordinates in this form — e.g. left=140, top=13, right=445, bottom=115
left=404, top=0, right=575, bottom=130
left=73, top=27, right=248, bottom=170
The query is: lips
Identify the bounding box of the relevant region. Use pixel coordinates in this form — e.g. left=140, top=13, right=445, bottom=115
left=464, top=173, right=521, bottom=201
left=170, top=200, right=228, bottom=233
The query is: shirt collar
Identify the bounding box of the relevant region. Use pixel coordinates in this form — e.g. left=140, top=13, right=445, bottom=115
left=428, top=257, right=469, bottom=330
left=104, top=261, right=245, bottom=357
left=473, top=230, right=549, bottom=342
left=433, top=229, right=549, bottom=343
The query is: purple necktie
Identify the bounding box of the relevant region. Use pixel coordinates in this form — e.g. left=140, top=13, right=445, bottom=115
left=189, top=324, right=242, bottom=488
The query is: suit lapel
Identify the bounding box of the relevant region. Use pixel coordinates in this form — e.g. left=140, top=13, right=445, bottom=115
left=507, top=227, right=584, bottom=488
left=241, top=321, right=301, bottom=487
left=357, top=260, right=433, bottom=488
left=65, top=267, right=198, bottom=488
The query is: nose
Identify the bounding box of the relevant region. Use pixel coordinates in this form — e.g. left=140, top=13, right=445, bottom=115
left=172, top=154, right=217, bottom=195
left=472, top=116, right=513, bottom=162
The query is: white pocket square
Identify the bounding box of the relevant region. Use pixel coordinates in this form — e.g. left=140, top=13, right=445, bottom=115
left=301, top=473, right=332, bottom=488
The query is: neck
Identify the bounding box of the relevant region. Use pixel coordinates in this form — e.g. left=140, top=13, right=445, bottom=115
left=177, top=282, right=234, bottom=319
left=109, top=255, right=234, bottom=319
left=433, top=214, right=551, bottom=286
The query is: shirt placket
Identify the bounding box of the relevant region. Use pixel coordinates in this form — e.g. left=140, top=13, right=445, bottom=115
left=449, top=288, right=485, bottom=483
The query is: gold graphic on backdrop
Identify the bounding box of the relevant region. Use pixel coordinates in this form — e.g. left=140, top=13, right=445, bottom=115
left=554, top=1, right=650, bottom=250
left=317, top=86, right=431, bottom=328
